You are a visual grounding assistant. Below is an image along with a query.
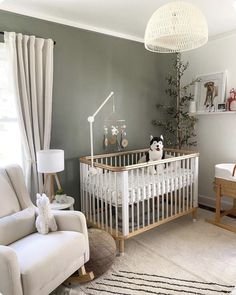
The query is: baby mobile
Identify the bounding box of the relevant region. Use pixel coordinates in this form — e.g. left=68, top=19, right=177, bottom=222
left=103, top=95, right=128, bottom=151
left=87, top=92, right=128, bottom=175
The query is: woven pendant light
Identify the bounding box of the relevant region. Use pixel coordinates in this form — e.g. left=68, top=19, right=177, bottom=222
left=144, top=1, right=208, bottom=53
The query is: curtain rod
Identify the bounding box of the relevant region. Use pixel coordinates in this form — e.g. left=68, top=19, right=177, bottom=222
left=0, top=31, right=56, bottom=45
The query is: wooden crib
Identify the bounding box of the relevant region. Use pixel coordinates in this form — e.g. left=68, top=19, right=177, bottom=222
left=80, top=148, right=199, bottom=253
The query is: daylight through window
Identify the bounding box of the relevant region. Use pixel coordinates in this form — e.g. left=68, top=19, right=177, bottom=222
left=0, top=42, right=22, bottom=167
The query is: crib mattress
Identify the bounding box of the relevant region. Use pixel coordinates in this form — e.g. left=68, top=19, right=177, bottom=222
left=83, top=168, right=194, bottom=206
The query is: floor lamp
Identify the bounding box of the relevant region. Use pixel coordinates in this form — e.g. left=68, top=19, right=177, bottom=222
left=37, top=149, right=64, bottom=202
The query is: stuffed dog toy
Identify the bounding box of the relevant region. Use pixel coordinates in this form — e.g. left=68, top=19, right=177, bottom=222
left=139, top=135, right=165, bottom=163
left=204, top=81, right=218, bottom=110
left=146, top=135, right=165, bottom=162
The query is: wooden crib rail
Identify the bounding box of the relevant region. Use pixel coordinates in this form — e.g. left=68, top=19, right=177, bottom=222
left=81, top=147, right=197, bottom=160
left=80, top=149, right=199, bottom=172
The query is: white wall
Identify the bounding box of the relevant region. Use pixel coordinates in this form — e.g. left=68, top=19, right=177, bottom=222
left=182, top=33, right=236, bottom=208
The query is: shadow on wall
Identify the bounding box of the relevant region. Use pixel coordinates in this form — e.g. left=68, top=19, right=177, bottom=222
left=60, top=157, right=80, bottom=210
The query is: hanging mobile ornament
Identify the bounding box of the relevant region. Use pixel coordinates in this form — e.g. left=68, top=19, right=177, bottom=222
left=110, top=125, right=118, bottom=145
left=120, top=124, right=128, bottom=149
left=115, top=125, right=121, bottom=151
left=103, top=126, right=109, bottom=150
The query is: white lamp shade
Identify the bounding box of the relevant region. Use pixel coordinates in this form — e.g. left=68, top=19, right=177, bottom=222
left=37, top=149, right=64, bottom=173
left=144, top=1, right=208, bottom=53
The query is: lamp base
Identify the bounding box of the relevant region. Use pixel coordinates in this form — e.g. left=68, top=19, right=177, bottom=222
left=44, top=173, right=62, bottom=202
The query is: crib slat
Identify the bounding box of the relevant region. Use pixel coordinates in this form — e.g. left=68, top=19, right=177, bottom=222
left=89, top=175, right=92, bottom=222
left=153, top=165, right=157, bottom=194
left=95, top=172, right=100, bottom=226
left=136, top=169, right=140, bottom=230
left=155, top=165, right=159, bottom=222
left=152, top=165, right=155, bottom=224
left=182, top=159, right=186, bottom=213
left=169, top=164, right=172, bottom=216
left=174, top=161, right=180, bottom=215
left=104, top=170, right=108, bottom=232
left=101, top=169, right=104, bottom=229
left=149, top=166, right=155, bottom=226
left=190, top=158, right=193, bottom=209
left=161, top=169, right=164, bottom=220
left=178, top=160, right=182, bottom=214
left=92, top=175, right=96, bottom=224
left=108, top=171, right=113, bottom=234
left=141, top=167, right=146, bottom=226
left=170, top=162, right=173, bottom=217
left=121, top=171, right=129, bottom=236
left=193, top=156, right=199, bottom=208
left=131, top=170, right=134, bottom=233
left=186, top=158, right=189, bottom=210
left=115, top=172, right=118, bottom=237
left=166, top=163, right=169, bottom=219
left=139, top=168, right=145, bottom=227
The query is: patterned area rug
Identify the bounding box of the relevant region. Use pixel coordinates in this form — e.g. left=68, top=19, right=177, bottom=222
left=52, top=209, right=236, bottom=294
left=84, top=270, right=234, bottom=294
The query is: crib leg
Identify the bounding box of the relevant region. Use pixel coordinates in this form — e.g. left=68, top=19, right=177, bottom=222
left=119, top=239, right=125, bottom=255
left=192, top=207, right=197, bottom=222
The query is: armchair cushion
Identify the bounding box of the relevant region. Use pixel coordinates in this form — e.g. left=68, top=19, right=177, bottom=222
left=0, top=208, right=35, bottom=245
left=9, top=231, right=87, bottom=295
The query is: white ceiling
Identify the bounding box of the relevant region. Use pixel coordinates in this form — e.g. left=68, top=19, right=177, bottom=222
left=1, top=0, right=236, bottom=42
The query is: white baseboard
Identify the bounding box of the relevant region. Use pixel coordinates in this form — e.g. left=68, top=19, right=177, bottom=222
left=198, top=194, right=233, bottom=210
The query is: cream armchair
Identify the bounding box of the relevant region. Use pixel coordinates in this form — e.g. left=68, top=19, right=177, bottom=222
left=0, top=165, right=91, bottom=295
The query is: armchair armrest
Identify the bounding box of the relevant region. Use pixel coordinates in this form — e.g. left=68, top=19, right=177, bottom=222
left=0, top=246, right=23, bottom=295
left=53, top=211, right=89, bottom=261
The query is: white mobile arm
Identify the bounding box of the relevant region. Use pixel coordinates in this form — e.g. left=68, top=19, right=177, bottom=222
left=87, top=91, right=114, bottom=174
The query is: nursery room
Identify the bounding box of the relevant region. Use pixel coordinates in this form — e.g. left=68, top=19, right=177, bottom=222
left=1, top=0, right=236, bottom=294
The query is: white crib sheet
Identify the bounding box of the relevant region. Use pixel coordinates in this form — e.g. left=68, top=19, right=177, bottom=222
left=84, top=167, right=194, bottom=206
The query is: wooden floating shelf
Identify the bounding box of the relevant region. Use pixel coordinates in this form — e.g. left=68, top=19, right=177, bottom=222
left=189, top=111, right=236, bottom=116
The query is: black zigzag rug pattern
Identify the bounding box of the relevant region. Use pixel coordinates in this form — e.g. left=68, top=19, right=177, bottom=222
left=85, top=270, right=235, bottom=295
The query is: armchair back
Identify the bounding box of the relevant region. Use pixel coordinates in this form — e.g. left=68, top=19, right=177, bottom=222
left=0, top=168, right=21, bottom=218
left=0, top=165, right=36, bottom=245
left=0, top=165, right=34, bottom=217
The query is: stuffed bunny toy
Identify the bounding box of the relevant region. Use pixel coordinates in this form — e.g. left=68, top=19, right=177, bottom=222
left=35, top=193, right=57, bottom=235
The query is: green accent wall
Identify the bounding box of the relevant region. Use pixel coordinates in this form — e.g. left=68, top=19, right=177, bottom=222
left=0, top=9, right=172, bottom=208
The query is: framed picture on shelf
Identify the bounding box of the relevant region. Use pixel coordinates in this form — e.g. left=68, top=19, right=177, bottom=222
left=217, top=103, right=227, bottom=112
left=194, top=71, right=227, bottom=113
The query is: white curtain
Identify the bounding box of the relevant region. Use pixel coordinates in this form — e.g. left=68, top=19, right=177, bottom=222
left=4, top=32, right=54, bottom=202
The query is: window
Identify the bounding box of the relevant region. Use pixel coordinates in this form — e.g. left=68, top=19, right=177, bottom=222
left=0, top=42, right=22, bottom=167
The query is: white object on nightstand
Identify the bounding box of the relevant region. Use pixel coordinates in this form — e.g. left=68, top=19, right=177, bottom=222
left=50, top=196, right=75, bottom=210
